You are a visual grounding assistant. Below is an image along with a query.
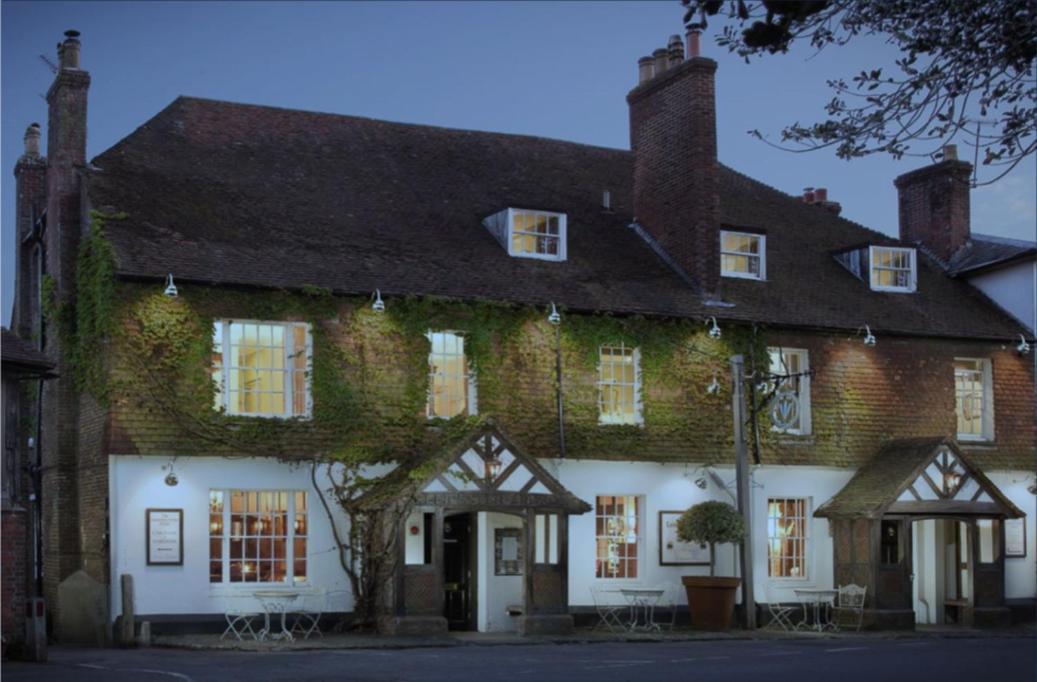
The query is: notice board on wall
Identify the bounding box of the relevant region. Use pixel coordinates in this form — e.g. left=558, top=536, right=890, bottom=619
left=146, top=508, right=184, bottom=566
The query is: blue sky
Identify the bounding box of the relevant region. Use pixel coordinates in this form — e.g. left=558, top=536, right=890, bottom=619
left=3, top=1, right=1034, bottom=323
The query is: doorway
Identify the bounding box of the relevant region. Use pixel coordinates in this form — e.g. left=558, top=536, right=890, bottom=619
left=912, top=519, right=971, bottom=625
left=443, top=512, right=476, bottom=630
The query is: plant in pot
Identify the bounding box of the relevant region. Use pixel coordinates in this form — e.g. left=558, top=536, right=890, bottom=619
left=677, top=500, right=748, bottom=631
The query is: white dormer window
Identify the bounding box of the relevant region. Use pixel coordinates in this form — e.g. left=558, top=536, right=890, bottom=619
left=483, top=208, right=567, bottom=261
left=720, top=230, right=765, bottom=280
left=869, top=246, right=916, bottom=292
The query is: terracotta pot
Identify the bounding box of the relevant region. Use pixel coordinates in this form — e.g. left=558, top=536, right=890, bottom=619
left=682, top=575, right=741, bottom=631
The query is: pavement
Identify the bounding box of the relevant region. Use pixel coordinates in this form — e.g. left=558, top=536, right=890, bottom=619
left=3, top=634, right=1035, bottom=681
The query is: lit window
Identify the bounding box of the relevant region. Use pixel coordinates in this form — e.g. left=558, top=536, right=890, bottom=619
left=955, top=358, right=993, bottom=441
left=720, top=230, right=766, bottom=280
left=534, top=513, right=560, bottom=565
left=595, top=495, right=640, bottom=579
left=977, top=519, right=1000, bottom=564
left=482, top=208, right=567, bottom=261
left=767, top=498, right=809, bottom=579
left=209, top=490, right=307, bottom=584
left=869, top=246, right=916, bottom=292
left=597, top=343, right=642, bottom=425
left=767, top=348, right=811, bottom=435
left=427, top=331, right=476, bottom=419
left=212, top=321, right=311, bottom=418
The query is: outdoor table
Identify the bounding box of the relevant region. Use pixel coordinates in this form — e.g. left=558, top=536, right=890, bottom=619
left=793, top=588, right=838, bottom=632
left=619, top=588, right=665, bottom=632
left=253, top=590, right=300, bottom=641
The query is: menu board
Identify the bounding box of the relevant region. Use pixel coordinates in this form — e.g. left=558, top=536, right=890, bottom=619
left=659, top=511, right=711, bottom=566
left=146, top=508, right=183, bottom=566
left=1005, top=517, right=1026, bottom=558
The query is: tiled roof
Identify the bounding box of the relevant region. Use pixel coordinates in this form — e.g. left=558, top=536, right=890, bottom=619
left=85, top=96, right=1027, bottom=340
left=948, top=233, right=1036, bottom=276
left=1, top=328, right=56, bottom=376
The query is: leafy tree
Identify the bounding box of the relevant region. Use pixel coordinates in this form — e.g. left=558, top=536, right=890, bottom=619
left=682, top=0, right=1036, bottom=185
left=677, top=501, right=747, bottom=577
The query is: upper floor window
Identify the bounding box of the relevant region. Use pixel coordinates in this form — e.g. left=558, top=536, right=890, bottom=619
left=767, top=347, right=811, bottom=435
left=598, top=343, right=642, bottom=425
left=720, top=230, right=766, bottom=280
left=427, top=331, right=477, bottom=419
left=212, top=320, right=311, bottom=418
left=954, top=358, right=993, bottom=441
left=869, top=246, right=916, bottom=292
left=483, top=208, right=567, bottom=261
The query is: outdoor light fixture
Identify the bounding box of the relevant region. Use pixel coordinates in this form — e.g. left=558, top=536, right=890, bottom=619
left=706, top=316, right=722, bottom=340
left=1028, top=481, right=1037, bottom=495
left=1017, top=334, right=1031, bottom=355
left=862, top=324, right=877, bottom=347
left=162, top=458, right=178, bottom=486
left=694, top=476, right=708, bottom=490
left=547, top=302, right=561, bottom=326
left=163, top=273, right=178, bottom=297
left=944, top=470, right=962, bottom=491
left=371, top=289, right=385, bottom=313
left=485, top=453, right=503, bottom=481
left=706, top=372, right=721, bottom=395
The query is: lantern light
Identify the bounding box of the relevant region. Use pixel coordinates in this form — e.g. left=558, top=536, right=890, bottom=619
left=371, top=289, right=385, bottom=313
left=706, top=316, right=721, bottom=339
left=163, top=274, right=178, bottom=297
left=547, top=302, right=561, bottom=326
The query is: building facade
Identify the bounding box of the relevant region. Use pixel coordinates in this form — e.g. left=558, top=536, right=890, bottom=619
left=11, top=30, right=1036, bottom=639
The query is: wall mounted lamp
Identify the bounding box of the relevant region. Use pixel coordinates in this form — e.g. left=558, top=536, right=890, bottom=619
left=371, top=289, right=385, bottom=313
left=1017, top=334, right=1031, bottom=355
left=706, top=316, right=721, bottom=340
left=547, top=302, right=561, bottom=326
left=706, top=371, right=721, bottom=395
left=163, top=274, right=178, bottom=297
left=862, top=324, right=877, bottom=347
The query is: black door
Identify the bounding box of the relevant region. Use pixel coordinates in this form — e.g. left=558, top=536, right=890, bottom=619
left=443, top=513, right=475, bottom=630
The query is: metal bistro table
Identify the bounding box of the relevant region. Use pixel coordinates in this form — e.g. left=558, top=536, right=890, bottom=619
left=793, top=588, right=838, bottom=632
left=253, top=590, right=301, bottom=641
left=619, top=587, right=666, bottom=632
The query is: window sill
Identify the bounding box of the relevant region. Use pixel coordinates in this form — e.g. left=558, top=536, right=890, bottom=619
left=721, top=272, right=765, bottom=281
left=598, top=418, right=644, bottom=427
left=958, top=439, right=996, bottom=448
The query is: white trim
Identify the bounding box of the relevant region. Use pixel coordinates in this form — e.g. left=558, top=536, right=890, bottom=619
left=597, top=344, right=643, bottom=426
left=720, top=230, right=766, bottom=280
left=426, top=330, right=478, bottom=419
left=868, top=245, right=917, bottom=293
left=954, top=357, right=995, bottom=442
left=502, top=207, right=568, bottom=262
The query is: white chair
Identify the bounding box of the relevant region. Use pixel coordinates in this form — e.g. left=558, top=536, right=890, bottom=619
left=221, top=595, right=262, bottom=641
left=764, top=585, right=798, bottom=632
left=652, top=583, right=679, bottom=632
left=590, top=585, right=627, bottom=633
left=831, top=584, right=867, bottom=632
left=289, top=588, right=326, bottom=640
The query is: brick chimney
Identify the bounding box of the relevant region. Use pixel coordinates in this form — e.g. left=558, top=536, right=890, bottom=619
left=894, top=145, right=972, bottom=262
left=628, top=30, right=720, bottom=298
left=12, top=123, right=47, bottom=340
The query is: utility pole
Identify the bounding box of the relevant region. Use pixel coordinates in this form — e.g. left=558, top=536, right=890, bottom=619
left=730, top=355, right=756, bottom=630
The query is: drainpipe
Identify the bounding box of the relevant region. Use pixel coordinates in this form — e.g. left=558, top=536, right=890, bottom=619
left=555, top=325, right=566, bottom=459
left=31, top=376, right=44, bottom=597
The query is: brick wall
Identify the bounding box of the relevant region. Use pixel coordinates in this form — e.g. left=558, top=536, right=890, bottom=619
left=1, top=509, right=28, bottom=648
left=894, top=159, right=972, bottom=262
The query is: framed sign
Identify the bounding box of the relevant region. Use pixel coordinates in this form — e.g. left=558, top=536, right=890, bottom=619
left=1005, top=517, right=1026, bottom=558
left=146, top=508, right=183, bottom=566
left=494, top=528, right=522, bottom=576
left=659, top=511, right=711, bottom=566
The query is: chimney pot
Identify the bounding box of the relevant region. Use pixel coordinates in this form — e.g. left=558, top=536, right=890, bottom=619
left=58, top=29, right=81, bottom=69
left=652, top=48, right=668, bottom=76
left=667, top=34, right=684, bottom=68
left=942, top=144, right=958, bottom=161
left=637, top=56, right=654, bottom=84
left=803, top=187, right=815, bottom=203
left=686, top=29, right=701, bottom=58
left=814, top=187, right=828, bottom=202
left=23, top=123, right=41, bottom=157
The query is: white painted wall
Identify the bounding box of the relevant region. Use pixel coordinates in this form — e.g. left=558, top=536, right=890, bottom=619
left=987, top=472, right=1037, bottom=599
left=108, top=455, right=354, bottom=621
left=967, top=261, right=1036, bottom=333
left=475, top=511, right=524, bottom=632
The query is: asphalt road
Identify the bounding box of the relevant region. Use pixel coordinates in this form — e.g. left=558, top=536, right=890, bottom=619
left=3, top=637, right=1035, bottom=682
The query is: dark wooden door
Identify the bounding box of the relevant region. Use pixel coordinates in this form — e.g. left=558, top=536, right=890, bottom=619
left=443, top=513, right=475, bottom=630
left=876, top=518, right=913, bottom=609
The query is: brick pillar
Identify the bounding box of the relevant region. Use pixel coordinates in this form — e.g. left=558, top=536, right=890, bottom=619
left=628, top=39, right=720, bottom=298
left=41, top=29, right=91, bottom=621
left=894, top=150, right=972, bottom=263
left=12, top=124, right=47, bottom=342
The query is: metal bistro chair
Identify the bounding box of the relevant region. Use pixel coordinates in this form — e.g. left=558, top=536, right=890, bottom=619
left=764, top=585, right=798, bottom=632
left=220, top=595, right=263, bottom=641
left=289, top=588, right=326, bottom=640
left=590, top=585, right=627, bottom=633
left=652, top=583, right=679, bottom=632
left=831, top=584, right=867, bottom=632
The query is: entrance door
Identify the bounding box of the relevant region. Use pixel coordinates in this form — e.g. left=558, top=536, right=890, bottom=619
left=911, top=519, right=971, bottom=625
left=443, top=512, right=476, bottom=630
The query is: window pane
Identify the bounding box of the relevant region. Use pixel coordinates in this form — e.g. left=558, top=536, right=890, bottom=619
left=595, top=495, right=639, bottom=579
left=428, top=332, right=470, bottom=418
left=767, top=498, right=808, bottom=578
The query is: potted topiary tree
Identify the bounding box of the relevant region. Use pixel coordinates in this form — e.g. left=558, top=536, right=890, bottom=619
left=677, top=500, right=748, bottom=631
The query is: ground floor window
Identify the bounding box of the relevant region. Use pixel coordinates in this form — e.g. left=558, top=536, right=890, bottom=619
left=767, top=498, right=808, bottom=579
left=209, top=490, right=308, bottom=584
left=595, top=495, right=640, bottom=579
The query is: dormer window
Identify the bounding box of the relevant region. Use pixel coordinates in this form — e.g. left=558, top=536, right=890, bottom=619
left=869, top=246, right=916, bottom=293
left=483, top=208, right=567, bottom=261
left=720, top=230, right=765, bottom=280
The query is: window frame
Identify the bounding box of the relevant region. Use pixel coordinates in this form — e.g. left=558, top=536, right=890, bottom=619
left=720, top=230, right=766, bottom=281
left=597, top=343, right=643, bottom=426
left=767, top=347, right=811, bottom=436
left=868, top=246, right=917, bottom=293
left=426, top=330, right=478, bottom=420
left=212, top=319, right=313, bottom=420
left=594, top=494, right=642, bottom=580
left=954, top=357, right=994, bottom=442
left=766, top=497, right=811, bottom=582
left=506, top=208, right=568, bottom=262
left=209, top=489, right=309, bottom=587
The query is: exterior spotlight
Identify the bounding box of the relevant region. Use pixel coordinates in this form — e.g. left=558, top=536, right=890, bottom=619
left=371, top=289, right=385, bottom=313
left=694, top=476, right=708, bottom=490
left=547, top=302, right=561, bottom=326
left=1017, top=334, right=1031, bottom=355
left=706, top=372, right=721, bottom=395
left=1028, top=482, right=1037, bottom=495
left=862, top=324, right=877, bottom=347
left=163, top=273, right=178, bottom=297
left=164, top=471, right=178, bottom=487
left=706, top=316, right=721, bottom=339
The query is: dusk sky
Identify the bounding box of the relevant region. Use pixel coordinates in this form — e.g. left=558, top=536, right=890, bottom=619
left=3, top=1, right=1035, bottom=324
